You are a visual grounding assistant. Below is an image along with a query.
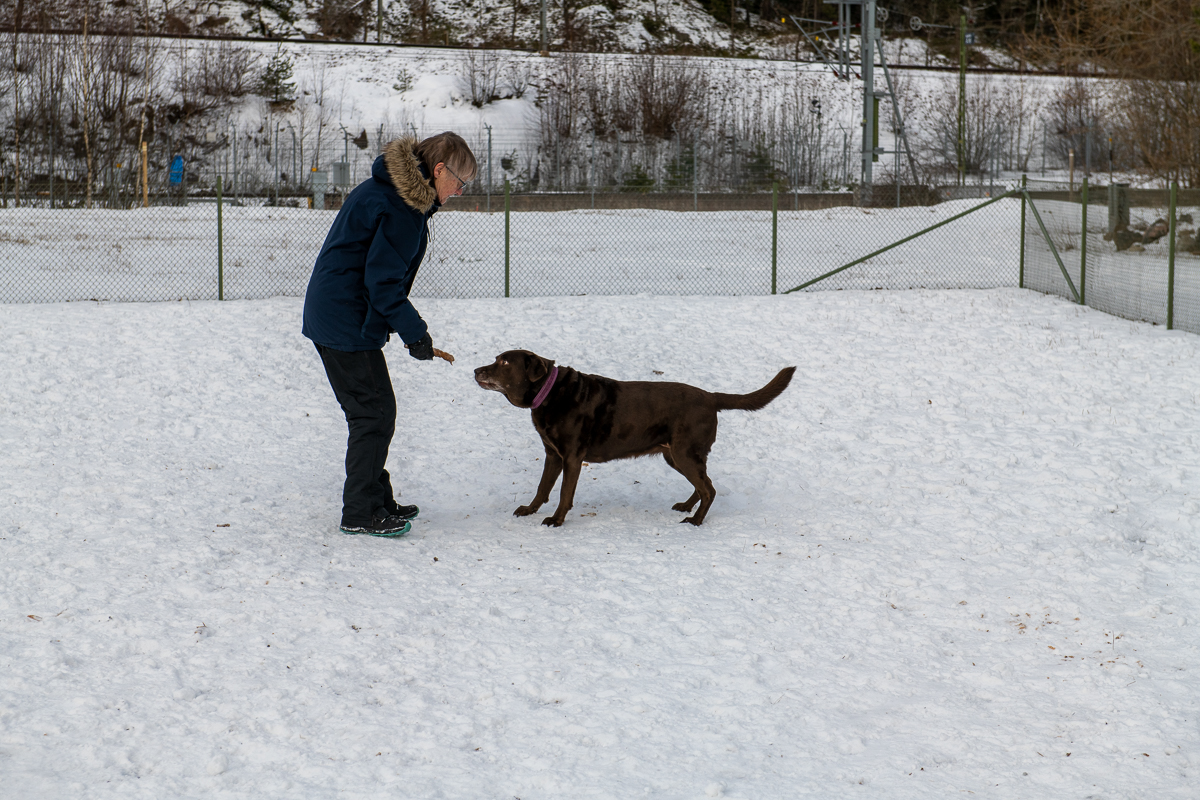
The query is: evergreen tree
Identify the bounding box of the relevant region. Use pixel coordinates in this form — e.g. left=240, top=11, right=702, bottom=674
left=620, top=164, right=655, bottom=193
left=663, top=145, right=695, bottom=191
left=258, top=44, right=296, bottom=104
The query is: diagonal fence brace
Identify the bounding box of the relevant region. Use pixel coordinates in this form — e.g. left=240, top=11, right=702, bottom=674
left=1021, top=190, right=1080, bottom=304
left=783, top=189, right=1020, bottom=294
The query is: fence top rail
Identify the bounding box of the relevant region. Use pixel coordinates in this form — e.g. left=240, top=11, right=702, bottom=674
left=1026, top=188, right=1198, bottom=206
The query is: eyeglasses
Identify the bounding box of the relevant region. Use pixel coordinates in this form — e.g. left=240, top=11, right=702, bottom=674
left=442, top=162, right=472, bottom=190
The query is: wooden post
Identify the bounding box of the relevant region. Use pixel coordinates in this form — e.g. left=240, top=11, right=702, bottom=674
left=141, top=141, right=149, bottom=208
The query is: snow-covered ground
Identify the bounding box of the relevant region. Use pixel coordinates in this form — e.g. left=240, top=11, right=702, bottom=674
left=3, top=289, right=1198, bottom=798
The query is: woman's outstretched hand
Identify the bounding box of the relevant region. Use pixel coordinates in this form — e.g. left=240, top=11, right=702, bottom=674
left=406, top=334, right=454, bottom=363
left=407, top=333, right=434, bottom=360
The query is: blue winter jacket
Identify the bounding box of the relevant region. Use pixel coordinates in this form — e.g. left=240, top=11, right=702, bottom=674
left=302, top=137, right=439, bottom=351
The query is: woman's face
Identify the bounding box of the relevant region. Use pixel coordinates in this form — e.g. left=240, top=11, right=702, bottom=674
left=433, top=161, right=469, bottom=204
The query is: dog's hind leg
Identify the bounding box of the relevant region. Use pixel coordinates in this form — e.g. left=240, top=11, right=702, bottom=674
left=515, top=449, right=563, bottom=517
left=662, top=449, right=700, bottom=512
left=665, top=450, right=716, bottom=525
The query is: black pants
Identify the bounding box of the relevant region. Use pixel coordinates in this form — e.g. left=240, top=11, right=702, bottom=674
left=315, top=344, right=399, bottom=526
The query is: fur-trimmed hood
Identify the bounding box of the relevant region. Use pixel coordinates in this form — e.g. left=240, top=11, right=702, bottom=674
left=381, top=136, right=438, bottom=215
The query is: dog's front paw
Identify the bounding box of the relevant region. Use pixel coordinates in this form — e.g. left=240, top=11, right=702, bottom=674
left=680, top=515, right=704, bottom=526
left=541, top=516, right=563, bottom=527
left=671, top=501, right=696, bottom=512
left=514, top=505, right=536, bottom=516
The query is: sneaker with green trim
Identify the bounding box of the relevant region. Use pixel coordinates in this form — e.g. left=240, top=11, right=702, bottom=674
left=340, top=513, right=411, bottom=537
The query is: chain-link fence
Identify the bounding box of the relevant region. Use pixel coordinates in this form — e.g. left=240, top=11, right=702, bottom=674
left=3, top=179, right=1198, bottom=343
left=0, top=202, right=329, bottom=304
left=0, top=187, right=1024, bottom=304
left=1022, top=178, right=1200, bottom=334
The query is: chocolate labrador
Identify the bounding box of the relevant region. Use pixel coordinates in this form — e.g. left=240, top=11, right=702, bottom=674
left=474, top=350, right=795, bottom=527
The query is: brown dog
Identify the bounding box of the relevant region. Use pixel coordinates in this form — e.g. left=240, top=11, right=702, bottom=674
left=474, top=350, right=795, bottom=527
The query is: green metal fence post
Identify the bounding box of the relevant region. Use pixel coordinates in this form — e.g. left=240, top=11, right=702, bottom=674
left=1080, top=176, right=1087, bottom=306
left=504, top=178, right=510, bottom=299
left=217, top=175, right=224, bottom=301
left=1019, top=174, right=1026, bottom=289
left=771, top=181, right=778, bottom=295
left=1168, top=180, right=1178, bottom=330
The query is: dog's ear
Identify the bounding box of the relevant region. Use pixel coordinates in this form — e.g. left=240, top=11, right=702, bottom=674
left=526, top=355, right=551, bottom=383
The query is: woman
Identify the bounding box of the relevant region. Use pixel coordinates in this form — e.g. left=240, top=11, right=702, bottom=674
left=303, top=131, right=477, bottom=536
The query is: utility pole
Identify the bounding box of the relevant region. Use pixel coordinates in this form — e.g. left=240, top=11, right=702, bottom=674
left=273, top=125, right=280, bottom=205
left=229, top=124, right=237, bottom=201
left=484, top=123, right=493, bottom=212
left=377, top=0, right=383, bottom=42
left=730, top=0, right=735, bottom=54
left=540, top=0, right=548, bottom=54
left=1085, top=118, right=1093, bottom=178
left=799, top=1, right=917, bottom=200
left=958, top=12, right=967, bottom=187
left=860, top=0, right=876, bottom=203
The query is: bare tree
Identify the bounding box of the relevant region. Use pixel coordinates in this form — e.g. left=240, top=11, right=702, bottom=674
left=1112, top=79, right=1200, bottom=186
left=502, top=59, right=532, bottom=99
left=135, top=0, right=157, bottom=205
left=627, top=56, right=700, bottom=140
left=538, top=52, right=580, bottom=141
left=918, top=73, right=1023, bottom=181
left=68, top=10, right=97, bottom=207
left=302, top=57, right=336, bottom=173
left=9, top=0, right=26, bottom=205
left=1037, top=0, right=1200, bottom=82
left=1032, top=0, right=1200, bottom=184
left=510, top=0, right=523, bottom=45
left=300, top=56, right=335, bottom=173
left=176, top=39, right=258, bottom=118
left=460, top=50, right=501, bottom=108
left=1046, top=77, right=1106, bottom=165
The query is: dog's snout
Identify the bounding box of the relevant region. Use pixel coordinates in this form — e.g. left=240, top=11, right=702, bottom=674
left=474, top=363, right=502, bottom=392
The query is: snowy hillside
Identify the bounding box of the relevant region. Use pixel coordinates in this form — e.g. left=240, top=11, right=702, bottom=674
left=167, top=0, right=795, bottom=56
left=143, top=36, right=1068, bottom=197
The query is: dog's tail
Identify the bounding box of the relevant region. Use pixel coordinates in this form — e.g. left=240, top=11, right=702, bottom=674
left=711, top=367, right=796, bottom=412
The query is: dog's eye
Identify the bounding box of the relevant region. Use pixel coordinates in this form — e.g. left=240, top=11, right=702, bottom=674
left=499, top=360, right=507, bottom=365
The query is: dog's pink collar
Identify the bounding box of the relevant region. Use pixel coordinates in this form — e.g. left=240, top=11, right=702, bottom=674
left=531, top=366, right=558, bottom=409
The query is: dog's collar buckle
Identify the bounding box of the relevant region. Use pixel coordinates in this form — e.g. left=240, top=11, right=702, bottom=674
left=531, top=366, right=559, bottom=409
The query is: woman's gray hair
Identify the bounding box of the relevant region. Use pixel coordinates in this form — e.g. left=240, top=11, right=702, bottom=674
left=415, top=131, right=478, bottom=182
